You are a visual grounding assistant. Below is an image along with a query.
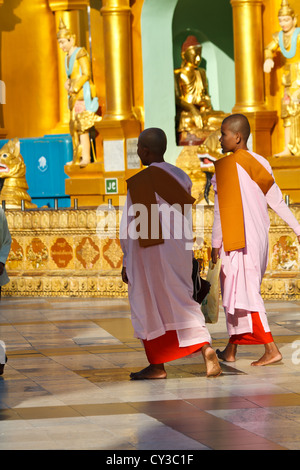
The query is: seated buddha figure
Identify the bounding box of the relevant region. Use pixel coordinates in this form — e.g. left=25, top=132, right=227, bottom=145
left=174, top=35, right=225, bottom=145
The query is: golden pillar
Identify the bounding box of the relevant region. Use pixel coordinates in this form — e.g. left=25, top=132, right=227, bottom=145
left=231, top=0, right=277, bottom=155
left=48, top=0, right=90, bottom=134
left=0, top=0, right=7, bottom=139
left=101, top=0, right=134, bottom=120
left=231, top=0, right=265, bottom=112
left=89, top=0, right=141, bottom=205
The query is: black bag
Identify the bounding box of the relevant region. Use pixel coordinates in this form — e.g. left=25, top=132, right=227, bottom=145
left=192, top=258, right=211, bottom=304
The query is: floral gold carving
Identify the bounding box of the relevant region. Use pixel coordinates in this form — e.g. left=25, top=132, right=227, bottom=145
left=76, top=236, right=100, bottom=268
left=103, top=238, right=123, bottom=269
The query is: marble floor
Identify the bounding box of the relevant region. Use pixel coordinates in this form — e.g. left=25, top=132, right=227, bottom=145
left=0, top=296, right=300, bottom=451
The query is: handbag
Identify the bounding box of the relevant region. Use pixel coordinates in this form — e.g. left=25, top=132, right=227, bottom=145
left=192, top=258, right=211, bottom=304
left=201, top=259, right=221, bottom=324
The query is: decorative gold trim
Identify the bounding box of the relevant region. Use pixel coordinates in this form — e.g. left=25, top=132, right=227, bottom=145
left=48, top=1, right=90, bottom=11
left=1, top=205, right=299, bottom=299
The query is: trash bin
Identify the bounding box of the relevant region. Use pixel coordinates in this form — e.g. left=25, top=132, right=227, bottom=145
left=0, top=134, right=73, bottom=208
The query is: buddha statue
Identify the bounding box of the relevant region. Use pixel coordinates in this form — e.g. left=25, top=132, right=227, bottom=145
left=174, top=35, right=225, bottom=145
left=57, top=18, right=101, bottom=167
left=264, top=0, right=300, bottom=156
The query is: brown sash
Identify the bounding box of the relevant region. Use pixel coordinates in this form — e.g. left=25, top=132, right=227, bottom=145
left=126, top=165, right=195, bottom=247
left=214, top=149, right=274, bottom=252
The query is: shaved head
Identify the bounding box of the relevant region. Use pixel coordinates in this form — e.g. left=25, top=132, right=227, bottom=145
left=138, top=128, right=167, bottom=156
left=222, top=114, right=251, bottom=143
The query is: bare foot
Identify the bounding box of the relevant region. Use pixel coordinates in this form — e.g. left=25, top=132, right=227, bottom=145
left=251, top=343, right=282, bottom=366
left=130, top=364, right=167, bottom=380
left=79, top=160, right=90, bottom=168
left=274, top=148, right=291, bottom=157
left=216, top=343, right=237, bottom=362
left=202, top=345, right=222, bottom=378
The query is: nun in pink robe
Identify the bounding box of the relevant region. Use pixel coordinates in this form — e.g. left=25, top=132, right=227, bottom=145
left=120, top=161, right=212, bottom=364
left=212, top=150, right=300, bottom=343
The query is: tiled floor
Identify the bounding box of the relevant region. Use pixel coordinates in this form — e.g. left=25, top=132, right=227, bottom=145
left=0, top=296, right=300, bottom=450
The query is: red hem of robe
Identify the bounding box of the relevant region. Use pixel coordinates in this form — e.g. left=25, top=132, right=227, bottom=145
left=229, top=311, right=273, bottom=345
left=143, top=330, right=209, bottom=364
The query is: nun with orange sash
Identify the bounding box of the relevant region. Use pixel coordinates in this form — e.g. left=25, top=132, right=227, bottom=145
left=211, top=114, right=300, bottom=366
left=120, top=128, right=221, bottom=380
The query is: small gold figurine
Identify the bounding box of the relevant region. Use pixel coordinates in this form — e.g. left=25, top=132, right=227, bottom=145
left=57, top=18, right=101, bottom=167
left=264, top=0, right=300, bottom=156
left=0, top=138, right=37, bottom=209
left=197, top=130, right=230, bottom=204
left=174, top=35, right=225, bottom=146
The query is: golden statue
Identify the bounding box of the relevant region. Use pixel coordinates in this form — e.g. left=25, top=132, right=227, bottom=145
left=174, top=35, right=225, bottom=145
left=264, top=0, right=300, bottom=156
left=57, top=18, right=101, bottom=167
left=197, top=130, right=229, bottom=204
left=0, top=138, right=37, bottom=209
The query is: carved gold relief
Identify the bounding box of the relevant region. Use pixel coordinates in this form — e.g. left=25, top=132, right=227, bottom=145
left=271, top=235, right=298, bottom=271
left=7, top=238, right=23, bottom=269
left=176, top=146, right=207, bottom=203
left=76, top=236, right=100, bottom=269
left=0, top=206, right=298, bottom=299
left=26, top=238, right=48, bottom=269
left=51, top=238, right=73, bottom=268
left=103, top=238, right=123, bottom=269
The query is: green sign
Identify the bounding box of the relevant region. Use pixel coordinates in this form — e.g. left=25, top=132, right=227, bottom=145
left=105, top=178, right=118, bottom=194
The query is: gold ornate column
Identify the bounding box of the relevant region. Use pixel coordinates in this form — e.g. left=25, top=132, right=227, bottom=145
left=101, top=0, right=134, bottom=120
left=48, top=1, right=90, bottom=133
left=89, top=0, right=141, bottom=205
left=231, top=0, right=277, bottom=155
left=231, top=0, right=265, bottom=112
left=0, top=0, right=7, bottom=139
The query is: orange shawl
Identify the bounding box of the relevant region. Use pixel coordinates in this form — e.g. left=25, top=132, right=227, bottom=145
left=126, top=165, right=195, bottom=247
left=214, top=149, right=274, bottom=252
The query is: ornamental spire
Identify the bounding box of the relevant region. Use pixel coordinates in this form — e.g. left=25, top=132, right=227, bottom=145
left=278, top=0, right=295, bottom=18
left=57, top=18, right=73, bottom=40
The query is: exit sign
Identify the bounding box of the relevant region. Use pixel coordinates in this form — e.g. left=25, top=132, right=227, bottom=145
left=105, top=178, right=118, bottom=194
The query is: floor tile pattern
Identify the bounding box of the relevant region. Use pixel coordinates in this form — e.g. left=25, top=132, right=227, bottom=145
left=0, top=297, right=300, bottom=450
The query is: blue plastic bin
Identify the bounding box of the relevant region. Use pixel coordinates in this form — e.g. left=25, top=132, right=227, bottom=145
left=0, top=134, right=73, bottom=208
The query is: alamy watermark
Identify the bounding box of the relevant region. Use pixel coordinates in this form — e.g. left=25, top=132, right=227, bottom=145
left=96, top=200, right=205, bottom=251
left=291, top=340, right=300, bottom=365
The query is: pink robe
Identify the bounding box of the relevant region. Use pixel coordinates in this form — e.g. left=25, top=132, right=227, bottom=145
left=120, top=162, right=211, bottom=348
left=212, top=151, right=300, bottom=337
